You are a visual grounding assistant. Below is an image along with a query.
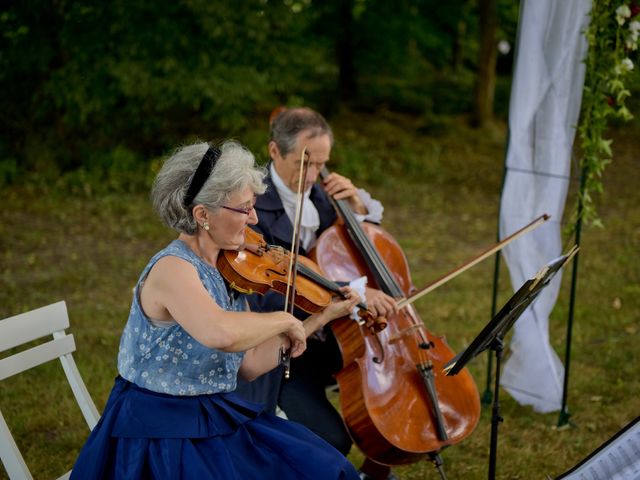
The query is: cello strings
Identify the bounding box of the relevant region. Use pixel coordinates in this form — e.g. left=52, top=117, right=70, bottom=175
left=319, top=168, right=431, bottom=354
left=321, top=167, right=403, bottom=298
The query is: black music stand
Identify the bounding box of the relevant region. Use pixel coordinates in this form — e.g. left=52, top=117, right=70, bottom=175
left=443, top=245, right=579, bottom=480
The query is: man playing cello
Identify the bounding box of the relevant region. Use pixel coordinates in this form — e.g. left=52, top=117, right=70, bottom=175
left=235, top=107, right=398, bottom=480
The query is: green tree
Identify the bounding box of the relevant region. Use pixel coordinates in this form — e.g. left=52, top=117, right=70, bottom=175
left=0, top=0, right=521, bottom=183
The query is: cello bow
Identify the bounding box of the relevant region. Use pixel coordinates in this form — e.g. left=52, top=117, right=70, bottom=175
left=396, top=214, right=550, bottom=309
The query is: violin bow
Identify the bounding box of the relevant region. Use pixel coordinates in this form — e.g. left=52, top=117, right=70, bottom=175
left=395, top=214, right=550, bottom=309
left=283, top=146, right=309, bottom=312
left=281, top=147, right=309, bottom=378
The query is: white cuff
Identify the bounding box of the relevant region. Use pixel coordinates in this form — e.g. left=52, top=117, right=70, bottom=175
left=348, top=276, right=368, bottom=321
left=354, top=188, right=384, bottom=224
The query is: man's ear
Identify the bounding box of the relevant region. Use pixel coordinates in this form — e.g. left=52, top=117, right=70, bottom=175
left=268, top=141, right=282, bottom=163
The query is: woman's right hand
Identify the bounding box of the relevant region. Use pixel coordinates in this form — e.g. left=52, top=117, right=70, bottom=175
left=279, top=312, right=307, bottom=358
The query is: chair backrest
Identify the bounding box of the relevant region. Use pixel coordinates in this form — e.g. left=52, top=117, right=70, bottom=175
left=0, top=301, right=100, bottom=480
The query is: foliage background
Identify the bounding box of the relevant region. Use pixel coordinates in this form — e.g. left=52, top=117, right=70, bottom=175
left=1, top=1, right=639, bottom=479
left=0, top=0, right=519, bottom=188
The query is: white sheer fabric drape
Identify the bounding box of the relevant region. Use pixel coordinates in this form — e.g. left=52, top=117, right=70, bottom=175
left=498, top=0, right=591, bottom=413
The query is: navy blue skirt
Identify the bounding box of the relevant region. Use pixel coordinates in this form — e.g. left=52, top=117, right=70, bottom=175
left=71, top=377, right=359, bottom=479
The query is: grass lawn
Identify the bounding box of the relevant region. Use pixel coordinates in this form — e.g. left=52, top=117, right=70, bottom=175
left=1, top=112, right=638, bottom=479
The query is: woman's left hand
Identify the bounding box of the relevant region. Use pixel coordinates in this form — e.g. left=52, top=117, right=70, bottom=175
left=323, top=286, right=361, bottom=323
left=302, top=287, right=360, bottom=337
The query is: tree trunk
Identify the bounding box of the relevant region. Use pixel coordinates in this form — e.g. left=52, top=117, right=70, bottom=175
left=473, top=0, right=498, bottom=127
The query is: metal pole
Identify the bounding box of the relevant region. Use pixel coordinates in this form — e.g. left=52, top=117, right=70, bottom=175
left=483, top=251, right=501, bottom=405
left=558, top=164, right=586, bottom=427
left=488, top=337, right=504, bottom=480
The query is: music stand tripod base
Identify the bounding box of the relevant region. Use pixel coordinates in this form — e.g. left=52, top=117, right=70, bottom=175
left=442, top=245, right=579, bottom=480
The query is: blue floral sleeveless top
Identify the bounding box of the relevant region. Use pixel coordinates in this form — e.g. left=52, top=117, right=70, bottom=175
left=117, top=240, right=246, bottom=395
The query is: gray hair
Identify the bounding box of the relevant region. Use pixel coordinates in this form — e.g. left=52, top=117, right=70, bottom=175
left=152, top=140, right=266, bottom=234
left=270, top=107, right=334, bottom=157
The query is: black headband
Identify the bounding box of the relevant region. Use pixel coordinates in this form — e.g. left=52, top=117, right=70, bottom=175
left=183, top=144, right=221, bottom=207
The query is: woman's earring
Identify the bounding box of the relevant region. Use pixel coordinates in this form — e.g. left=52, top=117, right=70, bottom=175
left=203, top=221, right=210, bottom=231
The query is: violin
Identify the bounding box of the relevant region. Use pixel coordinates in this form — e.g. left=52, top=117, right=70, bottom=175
left=217, top=226, right=386, bottom=332
left=309, top=167, right=481, bottom=466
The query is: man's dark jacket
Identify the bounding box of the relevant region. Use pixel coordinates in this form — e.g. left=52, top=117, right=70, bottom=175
left=233, top=169, right=338, bottom=412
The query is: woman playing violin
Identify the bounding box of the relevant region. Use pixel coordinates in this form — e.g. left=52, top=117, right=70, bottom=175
left=234, top=107, right=398, bottom=480
left=70, top=140, right=361, bottom=479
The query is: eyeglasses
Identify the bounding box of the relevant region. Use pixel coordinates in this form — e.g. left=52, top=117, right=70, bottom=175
left=221, top=205, right=255, bottom=215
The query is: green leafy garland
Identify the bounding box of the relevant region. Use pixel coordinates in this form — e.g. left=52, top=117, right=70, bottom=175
left=577, top=1, right=640, bottom=228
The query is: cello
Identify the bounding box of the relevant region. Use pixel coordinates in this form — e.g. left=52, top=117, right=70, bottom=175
left=309, top=167, right=481, bottom=468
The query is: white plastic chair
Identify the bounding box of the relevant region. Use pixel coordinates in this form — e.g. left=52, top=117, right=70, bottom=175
left=0, top=301, right=100, bottom=479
